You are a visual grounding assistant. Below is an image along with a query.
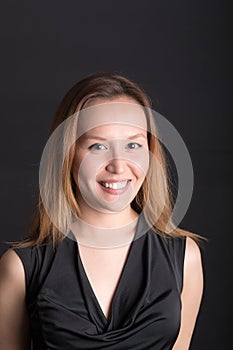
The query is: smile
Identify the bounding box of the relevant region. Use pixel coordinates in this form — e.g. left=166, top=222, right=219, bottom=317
left=98, top=180, right=131, bottom=194
left=100, top=180, right=129, bottom=189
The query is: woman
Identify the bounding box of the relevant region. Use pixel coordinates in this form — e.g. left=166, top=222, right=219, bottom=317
left=0, top=73, right=204, bottom=349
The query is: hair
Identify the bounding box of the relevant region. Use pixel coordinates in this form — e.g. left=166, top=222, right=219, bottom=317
left=13, top=72, right=205, bottom=248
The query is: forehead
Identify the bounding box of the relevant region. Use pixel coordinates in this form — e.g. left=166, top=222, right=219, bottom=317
left=81, top=124, right=147, bottom=141
left=76, top=102, right=148, bottom=139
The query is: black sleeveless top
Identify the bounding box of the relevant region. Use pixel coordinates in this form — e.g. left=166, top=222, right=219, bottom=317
left=13, top=214, right=186, bottom=350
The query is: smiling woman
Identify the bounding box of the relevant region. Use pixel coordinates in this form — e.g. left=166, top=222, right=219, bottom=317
left=0, top=73, right=204, bottom=350
left=72, top=104, right=150, bottom=219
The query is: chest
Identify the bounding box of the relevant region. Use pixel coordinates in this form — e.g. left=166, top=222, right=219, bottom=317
left=32, top=234, right=182, bottom=348
left=78, top=244, right=132, bottom=320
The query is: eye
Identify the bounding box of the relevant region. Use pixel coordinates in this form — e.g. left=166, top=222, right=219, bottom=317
left=88, top=143, right=107, bottom=151
left=126, top=142, right=142, bottom=149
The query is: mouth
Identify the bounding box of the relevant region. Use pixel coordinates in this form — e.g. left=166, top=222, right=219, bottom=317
left=98, top=179, right=131, bottom=195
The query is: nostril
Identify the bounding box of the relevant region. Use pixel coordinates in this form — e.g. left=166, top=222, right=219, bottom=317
left=105, top=160, right=125, bottom=174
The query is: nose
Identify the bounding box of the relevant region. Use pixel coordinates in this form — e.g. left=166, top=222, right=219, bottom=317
left=105, top=158, right=125, bottom=174
left=105, top=140, right=126, bottom=174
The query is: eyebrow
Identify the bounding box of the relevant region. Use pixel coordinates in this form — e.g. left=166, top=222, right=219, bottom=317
left=82, top=133, right=147, bottom=141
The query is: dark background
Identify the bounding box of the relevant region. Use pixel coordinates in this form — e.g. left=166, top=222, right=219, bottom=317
left=0, top=1, right=232, bottom=349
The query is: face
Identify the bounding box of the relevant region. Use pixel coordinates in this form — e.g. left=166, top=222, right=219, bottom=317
left=72, top=96, right=150, bottom=215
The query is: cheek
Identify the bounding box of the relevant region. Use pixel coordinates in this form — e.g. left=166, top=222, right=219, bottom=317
left=73, top=153, right=107, bottom=184
left=128, top=148, right=150, bottom=177
left=73, top=148, right=97, bottom=169
left=73, top=147, right=150, bottom=183
left=131, top=165, right=148, bottom=183
left=72, top=152, right=89, bottom=184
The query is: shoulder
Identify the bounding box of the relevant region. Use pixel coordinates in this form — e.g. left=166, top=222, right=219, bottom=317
left=0, top=248, right=25, bottom=285
left=172, top=237, right=204, bottom=348
left=184, top=237, right=203, bottom=273
left=0, top=249, right=26, bottom=313
left=0, top=249, right=31, bottom=349
left=0, top=244, right=55, bottom=305
left=164, top=235, right=203, bottom=294
left=183, top=237, right=204, bottom=293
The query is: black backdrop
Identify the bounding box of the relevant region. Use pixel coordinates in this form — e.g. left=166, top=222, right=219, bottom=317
left=0, top=1, right=232, bottom=349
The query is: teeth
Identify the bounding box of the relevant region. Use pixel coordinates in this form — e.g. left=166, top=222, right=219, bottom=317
left=102, top=181, right=129, bottom=189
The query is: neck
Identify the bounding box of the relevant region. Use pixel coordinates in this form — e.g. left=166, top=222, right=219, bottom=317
left=70, top=213, right=139, bottom=248
left=78, top=203, right=139, bottom=228
left=70, top=197, right=140, bottom=248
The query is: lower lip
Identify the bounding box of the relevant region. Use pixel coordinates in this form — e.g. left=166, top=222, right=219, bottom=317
left=98, top=181, right=131, bottom=195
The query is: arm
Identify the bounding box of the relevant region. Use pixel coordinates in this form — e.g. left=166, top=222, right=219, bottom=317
left=172, top=237, right=204, bottom=350
left=0, top=249, right=31, bottom=350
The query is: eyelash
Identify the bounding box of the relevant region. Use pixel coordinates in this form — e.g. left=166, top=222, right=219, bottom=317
left=127, top=142, right=142, bottom=149
left=88, top=143, right=107, bottom=151
left=88, top=142, right=142, bottom=151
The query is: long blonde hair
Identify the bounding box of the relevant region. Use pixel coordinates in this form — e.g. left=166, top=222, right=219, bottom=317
left=14, top=72, right=205, bottom=247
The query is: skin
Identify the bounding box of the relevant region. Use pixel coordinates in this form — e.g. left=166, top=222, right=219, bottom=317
left=73, top=129, right=149, bottom=224
left=72, top=96, right=149, bottom=228
left=0, top=249, right=30, bottom=350
left=0, top=96, right=203, bottom=349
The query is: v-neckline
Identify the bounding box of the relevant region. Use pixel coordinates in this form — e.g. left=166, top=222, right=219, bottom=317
left=75, top=217, right=141, bottom=326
